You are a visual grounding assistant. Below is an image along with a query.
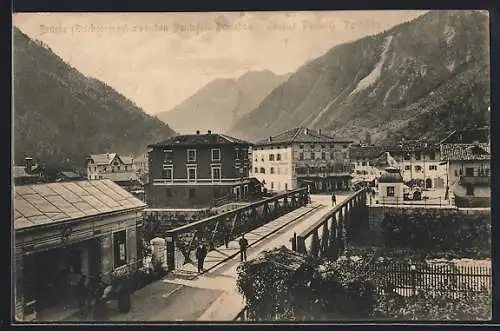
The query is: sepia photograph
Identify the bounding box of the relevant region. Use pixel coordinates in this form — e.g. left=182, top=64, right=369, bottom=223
left=12, top=10, right=491, bottom=323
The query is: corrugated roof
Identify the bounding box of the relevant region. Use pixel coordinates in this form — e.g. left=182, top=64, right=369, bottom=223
left=149, top=132, right=251, bottom=148
left=14, top=179, right=146, bottom=231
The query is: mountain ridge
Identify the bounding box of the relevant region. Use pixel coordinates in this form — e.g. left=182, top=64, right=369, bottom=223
left=13, top=26, right=176, bottom=169
left=156, top=70, right=291, bottom=135
left=228, top=10, right=490, bottom=144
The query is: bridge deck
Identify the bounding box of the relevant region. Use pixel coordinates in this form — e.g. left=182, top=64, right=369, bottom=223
left=61, top=194, right=348, bottom=322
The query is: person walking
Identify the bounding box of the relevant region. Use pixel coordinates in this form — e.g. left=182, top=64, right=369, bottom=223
left=195, top=243, right=208, bottom=273
left=222, top=226, right=230, bottom=248
left=331, top=192, right=337, bottom=207
left=239, top=234, right=249, bottom=262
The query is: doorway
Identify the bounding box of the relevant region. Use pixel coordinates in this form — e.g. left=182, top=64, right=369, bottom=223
left=425, top=178, right=433, bottom=189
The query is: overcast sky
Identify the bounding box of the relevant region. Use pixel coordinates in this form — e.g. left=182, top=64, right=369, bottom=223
left=13, top=11, right=427, bottom=115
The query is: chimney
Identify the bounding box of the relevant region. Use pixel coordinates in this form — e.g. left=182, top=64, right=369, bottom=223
left=208, top=130, right=212, bottom=134
left=196, top=130, right=200, bottom=135
left=25, top=157, right=33, bottom=174
left=268, top=136, right=272, bottom=142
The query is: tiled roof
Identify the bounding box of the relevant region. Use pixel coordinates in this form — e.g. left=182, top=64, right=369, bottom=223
left=349, top=146, right=385, bottom=160
left=255, top=127, right=347, bottom=146
left=440, top=127, right=490, bottom=144
left=441, top=144, right=490, bottom=161
left=88, top=153, right=117, bottom=165
left=149, top=133, right=251, bottom=148
left=14, top=179, right=146, bottom=231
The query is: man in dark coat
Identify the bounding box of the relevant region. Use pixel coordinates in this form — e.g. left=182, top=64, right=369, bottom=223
left=331, top=192, right=337, bottom=207
left=195, top=243, right=208, bottom=273
left=222, top=226, right=231, bottom=248
left=239, top=234, right=249, bottom=262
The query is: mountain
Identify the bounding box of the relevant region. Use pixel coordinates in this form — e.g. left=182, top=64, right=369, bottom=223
left=13, top=27, right=176, bottom=169
left=229, top=11, right=490, bottom=144
left=155, top=70, right=291, bottom=135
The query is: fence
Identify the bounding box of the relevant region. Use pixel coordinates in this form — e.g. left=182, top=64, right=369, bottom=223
left=165, top=188, right=309, bottom=270
left=366, top=263, right=492, bottom=297
left=373, top=196, right=453, bottom=208
left=291, top=188, right=368, bottom=259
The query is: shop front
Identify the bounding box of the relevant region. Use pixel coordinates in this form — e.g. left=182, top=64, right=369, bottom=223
left=14, top=180, right=146, bottom=321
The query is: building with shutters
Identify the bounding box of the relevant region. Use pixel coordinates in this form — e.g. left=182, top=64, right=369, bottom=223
left=146, top=130, right=252, bottom=208
left=14, top=180, right=145, bottom=321
left=252, top=127, right=353, bottom=193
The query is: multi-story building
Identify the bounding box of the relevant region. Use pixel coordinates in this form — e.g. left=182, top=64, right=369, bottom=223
left=440, top=127, right=490, bottom=207
left=86, top=153, right=138, bottom=182
left=252, top=127, right=353, bottom=193
left=13, top=157, right=45, bottom=186
left=146, top=130, right=252, bottom=208
left=388, top=142, right=446, bottom=189
left=349, top=145, right=386, bottom=185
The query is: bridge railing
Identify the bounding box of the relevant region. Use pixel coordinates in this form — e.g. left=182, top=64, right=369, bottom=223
left=291, top=188, right=367, bottom=259
left=165, top=188, right=309, bottom=270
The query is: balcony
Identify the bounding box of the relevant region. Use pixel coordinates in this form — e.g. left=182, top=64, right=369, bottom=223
left=458, top=175, right=490, bottom=186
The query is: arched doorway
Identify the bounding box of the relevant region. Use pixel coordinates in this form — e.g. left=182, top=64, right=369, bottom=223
left=426, top=178, right=432, bottom=189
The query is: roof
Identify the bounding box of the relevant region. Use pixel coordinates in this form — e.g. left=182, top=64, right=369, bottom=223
left=148, top=132, right=251, bottom=148
left=440, top=127, right=490, bottom=145
left=59, top=171, right=81, bottom=179
left=120, top=156, right=134, bottom=165
left=349, top=146, right=385, bottom=160
left=13, top=166, right=40, bottom=178
left=14, top=179, right=146, bottom=231
left=88, top=153, right=117, bottom=165
left=254, top=127, right=347, bottom=146
left=441, top=144, right=490, bottom=161
left=378, top=169, right=404, bottom=183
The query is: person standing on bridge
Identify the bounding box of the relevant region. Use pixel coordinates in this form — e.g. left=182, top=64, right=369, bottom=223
left=222, top=225, right=231, bottom=248
left=196, top=243, right=208, bottom=273
left=239, top=234, right=249, bottom=262
left=331, top=192, right=337, bottom=207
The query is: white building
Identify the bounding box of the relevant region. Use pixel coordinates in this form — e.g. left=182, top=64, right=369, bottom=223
left=252, top=127, right=352, bottom=193
left=86, top=153, right=137, bottom=182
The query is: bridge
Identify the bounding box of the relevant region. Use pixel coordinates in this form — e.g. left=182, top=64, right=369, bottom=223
left=62, top=188, right=368, bottom=322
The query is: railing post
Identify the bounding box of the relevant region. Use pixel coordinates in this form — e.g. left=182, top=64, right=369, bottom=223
left=166, top=234, right=175, bottom=271
left=291, top=232, right=297, bottom=251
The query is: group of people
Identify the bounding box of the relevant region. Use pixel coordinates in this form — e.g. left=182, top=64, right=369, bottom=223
left=76, top=273, right=109, bottom=319
left=195, top=232, right=249, bottom=273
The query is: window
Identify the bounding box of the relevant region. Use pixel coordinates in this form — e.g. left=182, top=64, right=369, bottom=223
left=343, top=145, right=348, bottom=149
left=415, top=165, right=422, bottom=172
left=212, top=167, right=221, bottom=181
left=117, top=166, right=121, bottom=171
left=234, top=148, right=240, bottom=160
left=321, top=152, right=326, bottom=160
left=211, top=148, right=221, bottom=161
left=270, top=167, right=275, bottom=174
left=276, top=154, right=281, bottom=161
left=311, top=152, right=315, bottom=160
left=299, top=145, right=304, bottom=149
left=387, top=186, right=395, bottom=197
left=187, top=149, right=197, bottom=162
left=103, top=166, right=107, bottom=172
left=429, top=165, right=437, bottom=171
left=189, top=188, right=196, bottom=199
left=163, top=166, right=173, bottom=180
left=466, top=184, right=474, bottom=196
left=465, top=168, right=474, bottom=176
left=404, top=153, right=411, bottom=161
left=269, top=154, right=275, bottom=161
left=254, top=167, right=258, bottom=173
left=415, top=152, right=421, bottom=160
left=361, top=161, right=367, bottom=166
left=429, top=152, right=436, bottom=160
left=299, top=153, right=304, bottom=161
left=260, top=167, right=266, bottom=174
left=271, top=182, right=274, bottom=189
left=125, top=166, right=128, bottom=171
left=187, top=167, right=197, bottom=182
left=113, top=230, right=127, bottom=268
left=405, top=165, right=411, bottom=170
